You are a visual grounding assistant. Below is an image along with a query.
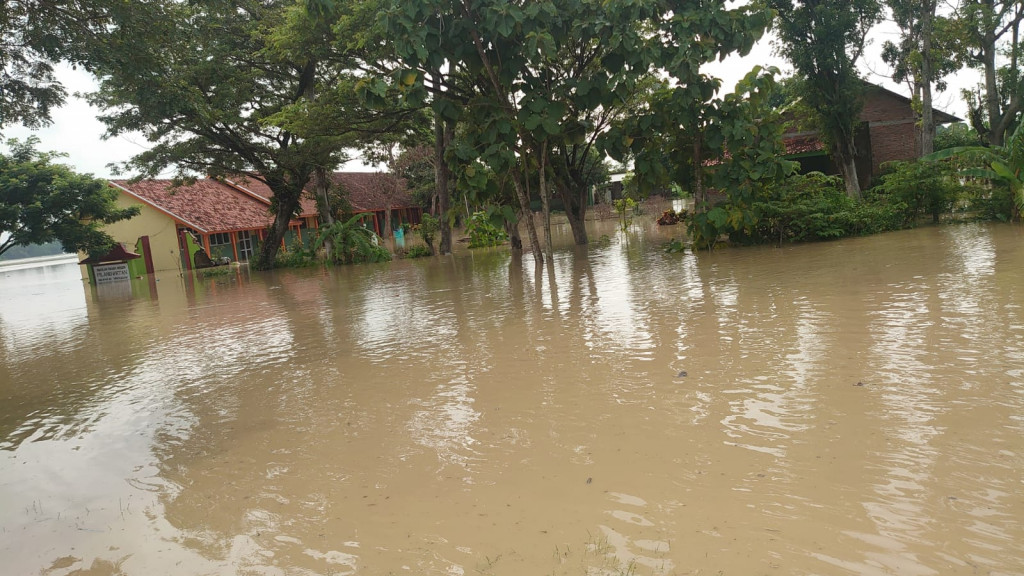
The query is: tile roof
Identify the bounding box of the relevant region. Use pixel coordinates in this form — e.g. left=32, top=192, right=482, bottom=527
left=111, top=171, right=418, bottom=235
left=329, top=172, right=416, bottom=212
left=78, top=242, right=142, bottom=265
left=110, top=179, right=276, bottom=234
left=221, top=175, right=319, bottom=218
left=782, top=134, right=825, bottom=156
left=701, top=134, right=825, bottom=167
left=223, top=172, right=417, bottom=215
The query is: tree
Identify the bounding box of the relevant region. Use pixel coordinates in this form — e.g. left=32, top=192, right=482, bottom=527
left=770, top=0, right=883, bottom=199
left=603, top=1, right=773, bottom=215
left=0, top=138, right=138, bottom=257
left=1, top=1, right=104, bottom=128
left=935, top=122, right=983, bottom=150
left=357, top=108, right=433, bottom=238
left=382, top=0, right=773, bottom=263
left=85, top=0, right=331, bottom=269
left=882, top=0, right=962, bottom=155
left=88, top=0, right=410, bottom=270
left=953, top=0, right=1023, bottom=146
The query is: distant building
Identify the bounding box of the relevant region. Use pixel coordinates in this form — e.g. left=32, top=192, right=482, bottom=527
left=782, top=83, right=961, bottom=184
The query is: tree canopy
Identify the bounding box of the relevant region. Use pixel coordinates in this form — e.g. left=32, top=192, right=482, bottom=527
left=0, top=138, right=138, bottom=258
left=84, top=0, right=415, bottom=269
left=770, top=0, right=883, bottom=199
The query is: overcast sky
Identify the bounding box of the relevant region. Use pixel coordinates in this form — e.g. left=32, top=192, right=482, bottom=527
left=3, top=23, right=981, bottom=180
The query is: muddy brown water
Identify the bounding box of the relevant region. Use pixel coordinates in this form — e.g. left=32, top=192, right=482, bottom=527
left=1, top=218, right=1023, bottom=576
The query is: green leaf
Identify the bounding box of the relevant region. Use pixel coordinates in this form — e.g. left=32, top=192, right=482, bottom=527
left=541, top=117, right=561, bottom=136
left=707, top=207, right=728, bottom=227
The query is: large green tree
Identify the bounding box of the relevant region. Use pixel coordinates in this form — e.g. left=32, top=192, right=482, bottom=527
left=0, top=138, right=138, bottom=257
left=0, top=0, right=152, bottom=129
left=882, top=0, right=962, bottom=155
left=2, top=1, right=94, bottom=128
left=381, top=0, right=772, bottom=262
left=87, top=0, right=410, bottom=269
left=953, top=0, right=1023, bottom=146
left=86, top=0, right=334, bottom=269
left=770, top=0, right=883, bottom=199
left=603, top=1, right=773, bottom=214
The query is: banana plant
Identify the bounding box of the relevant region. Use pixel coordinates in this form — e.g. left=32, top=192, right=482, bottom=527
left=313, top=213, right=391, bottom=265
left=924, top=122, right=1024, bottom=220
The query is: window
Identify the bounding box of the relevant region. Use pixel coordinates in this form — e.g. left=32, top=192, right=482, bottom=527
left=237, top=230, right=254, bottom=261
left=209, top=232, right=231, bottom=246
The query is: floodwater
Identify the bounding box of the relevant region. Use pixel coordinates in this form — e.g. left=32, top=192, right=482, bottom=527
left=1, top=217, right=1023, bottom=576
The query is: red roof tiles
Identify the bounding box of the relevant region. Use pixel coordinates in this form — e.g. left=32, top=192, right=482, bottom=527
left=112, top=172, right=418, bottom=234
left=110, top=179, right=276, bottom=234
left=329, top=172, right=416, bottom=212
left=781, top=134, right=825, bottom=156
left=221, top=175, right=319, bottom=218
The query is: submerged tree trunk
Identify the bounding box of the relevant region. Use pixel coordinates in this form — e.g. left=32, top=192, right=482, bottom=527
left=692, top=136, right=705, bottom=210
left=920, top=2, right=936, bottom=156
left=256, top=192, right=301, bottom=270
left=312, top=167, right=334, bottom=256
left=558, top=184, right=589, bottom=245
left=506, top=206, right=523, bottom=251
left=434, top=113, right=453, bottom=255
left=511, top=170, right=544, bottom=266
left=539, top=143, right=553, bottom=260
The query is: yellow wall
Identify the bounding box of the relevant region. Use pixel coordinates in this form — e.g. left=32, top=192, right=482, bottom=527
left=80, top=193, right=184, bottom=279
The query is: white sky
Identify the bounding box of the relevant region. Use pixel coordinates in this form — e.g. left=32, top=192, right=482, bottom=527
left=2, top=22, right=982, bottom=179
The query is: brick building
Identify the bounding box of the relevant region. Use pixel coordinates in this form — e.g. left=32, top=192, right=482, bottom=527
left=782, top=83, right=960, bottom=185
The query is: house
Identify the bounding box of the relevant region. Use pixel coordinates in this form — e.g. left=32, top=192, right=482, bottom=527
left=330, top=172, right=422, bottom=236
left=93, top=178, right=318, bottom=277
left=782, top=83, right=961, bottom=184
left=82, top=172, right=421, bottom=280
left=220, top=173, right=422, bottom=237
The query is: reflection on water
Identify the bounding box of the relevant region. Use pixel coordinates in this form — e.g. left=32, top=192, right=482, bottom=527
left=2, top=221, right=1023, bottom=575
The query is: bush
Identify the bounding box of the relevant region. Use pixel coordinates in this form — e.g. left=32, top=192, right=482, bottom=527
left=613, top=197, right=638, bottom=231
left=416, top=213, right=439, bottom=253
left=726, top=172, right=905, bottom=245
left=872, top=160, right=961, bottom=225
left=964, top=181, right=1016, bottom=221
left=466, top=211, right=507, bottom=248
left=314, top=214, right=392, bottom=265
left=274, top=246, right=319, bottom=268
left=404, top=245, right=433, bottom=258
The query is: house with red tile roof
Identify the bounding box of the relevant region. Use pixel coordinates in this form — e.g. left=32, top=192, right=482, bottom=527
left=328, top=172, right=422, bottom=237
left=88, top=178, right=315, bottom=275
left=87, top=172, right=421, bottom=277
left=220, top=172, right=422, bottom=238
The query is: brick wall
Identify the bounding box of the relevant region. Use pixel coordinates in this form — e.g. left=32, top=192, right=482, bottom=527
left=868, top=122, right=918, bottom=176
left=860, top=88, right=914, bottom=123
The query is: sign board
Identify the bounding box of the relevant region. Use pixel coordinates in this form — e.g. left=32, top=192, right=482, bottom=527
left=94, top=262, right=131, bottom=284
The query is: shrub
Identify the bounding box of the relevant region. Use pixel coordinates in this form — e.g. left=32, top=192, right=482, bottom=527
left=872, top=160, right=960, bottom=225
left=613, top=197, right=637, bottom=231
left=725, top=172, right=905, bottom=246
left=314, top=214, right=391, bottom=265
left=416, top=214, right=439, bottom=254
left=274, top=246, right=319, bottom=268
left=466, top=211, right=507, bottom=248
left=404, top=245, right=432, bottom=258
